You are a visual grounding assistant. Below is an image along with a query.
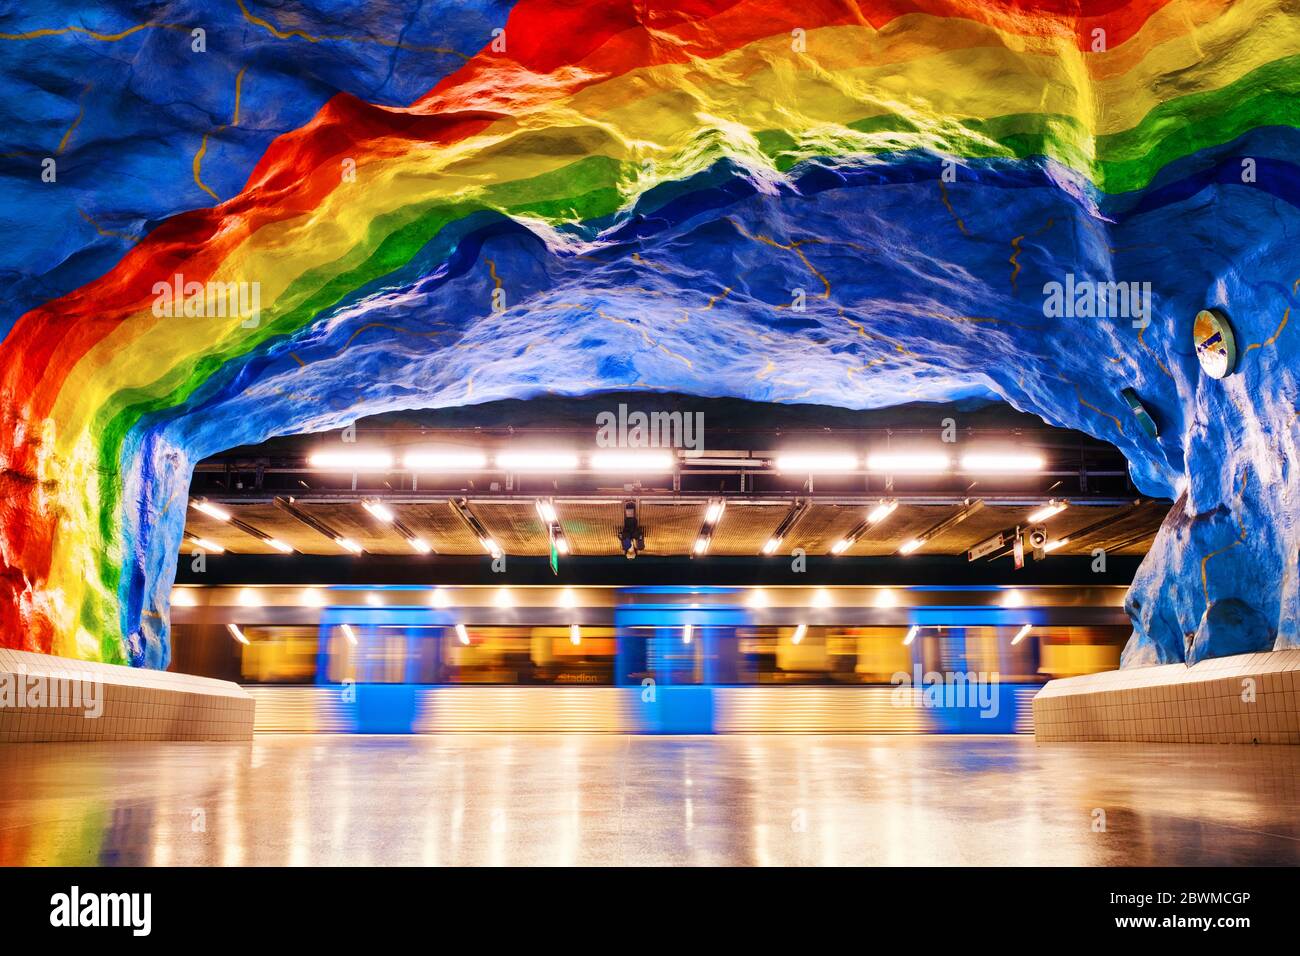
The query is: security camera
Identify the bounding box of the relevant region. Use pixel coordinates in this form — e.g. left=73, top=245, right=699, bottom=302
left=620, top=500, right=645, bottom=559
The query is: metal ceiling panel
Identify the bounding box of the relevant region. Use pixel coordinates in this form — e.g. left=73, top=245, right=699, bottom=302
left=398, top=502, right=485, bottom=554
left=555, top=501, right=624, bottom=555
left=640, top=502, right=708, bottom=555
left=710, top=504, right=791, bottom=555
left=471, top=501, right=549, bottom=555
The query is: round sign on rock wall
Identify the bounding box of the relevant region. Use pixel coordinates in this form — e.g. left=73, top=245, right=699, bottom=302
left=1194, top=308, right=1237, bottom=379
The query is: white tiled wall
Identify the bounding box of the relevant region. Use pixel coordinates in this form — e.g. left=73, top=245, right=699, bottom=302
left=1033, top=649, right=1300, bottom=744
left=0, top=649, right=254, bottom=742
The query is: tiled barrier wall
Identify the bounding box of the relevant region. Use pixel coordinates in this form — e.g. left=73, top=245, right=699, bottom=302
left=0, top=648, right=254, bottom=742
left=1033, top=649, right=1300, bottom=744
left=246, top=684, right=1039, bottom=733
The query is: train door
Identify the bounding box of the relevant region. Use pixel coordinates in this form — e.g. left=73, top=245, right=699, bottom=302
left=614, top=587, right=752, bottom=733
left=318, top=603, right=453, bottom=733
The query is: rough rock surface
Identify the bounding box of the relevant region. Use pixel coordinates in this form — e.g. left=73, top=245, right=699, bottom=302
left=0, top=0, right=1297, bottom=667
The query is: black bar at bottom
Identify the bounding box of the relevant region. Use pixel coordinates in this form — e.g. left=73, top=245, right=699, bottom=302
left=0, top=866, right=1284, bottom=942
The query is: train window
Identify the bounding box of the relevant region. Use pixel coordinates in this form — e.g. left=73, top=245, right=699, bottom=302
left=643, top=627, right=704, bottom=684
left=440, top=626, right=616, bottom=685
left=1036, top=627, right=1125, bottom=677
left=736, top=627, right=917, bottom=685
left=175, top=616, right=1131, bottom=687
left=238, top=626, right=318, bottom=684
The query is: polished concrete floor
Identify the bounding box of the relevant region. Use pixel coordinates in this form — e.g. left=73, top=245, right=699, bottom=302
left=1, top=734, right=1298, bottom=866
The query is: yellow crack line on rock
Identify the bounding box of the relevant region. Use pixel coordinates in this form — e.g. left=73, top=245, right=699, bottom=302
left=677, top=287, right=733, bottom=324
left=236, top=0, right=467, bottom=58
left=1243, top=307, right=1290, bottom=354
left=1200, top=468, right=1251, bottom=608
left=193, top=66, right=247, bottom=201
left=279, top=323, right=451, bottom=370
left=1137, top=320, right=1175, bottom=379
left=727, top=218, right=831, bottom=299
left=0, top=22, right=187, bottom=41
left=937, top=180, right=969, bottom=236
left=1009, top=217, right=1055, bottom=292
left=596, top=308, right=692, bottom=370
left=78, top=208, right=137, bottom=243
left=630, top=252, right=670, bottom=274
left=1076, top=384, right=1124, bottom=436
left=56, top=84, right=91, bottom=155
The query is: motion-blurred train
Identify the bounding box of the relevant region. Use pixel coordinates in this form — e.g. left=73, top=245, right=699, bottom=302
left=170, top=584, right=1128, bottom=733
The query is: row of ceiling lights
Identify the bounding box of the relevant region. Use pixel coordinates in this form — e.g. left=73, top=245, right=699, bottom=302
left=767, top=497, right=1070, bottom=558
left=191, top=494, right=1074, bottom=558
left=303, top=448, right=1049, bottom=474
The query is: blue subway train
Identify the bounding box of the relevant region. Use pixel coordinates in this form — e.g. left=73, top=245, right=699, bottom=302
left=169, top=584, right=1129, bottom=733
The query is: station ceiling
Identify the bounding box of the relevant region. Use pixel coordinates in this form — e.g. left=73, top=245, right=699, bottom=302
left=182, top=497, right=1165, bottom=559
left=182, top=394, right=1167, bottom=563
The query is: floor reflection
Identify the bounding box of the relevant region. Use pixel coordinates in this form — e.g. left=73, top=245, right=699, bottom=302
left=0, top=735, right=1297, bottom=866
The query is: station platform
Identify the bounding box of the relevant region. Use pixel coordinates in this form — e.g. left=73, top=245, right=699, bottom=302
left=2, top=734, right=1296, bottom=866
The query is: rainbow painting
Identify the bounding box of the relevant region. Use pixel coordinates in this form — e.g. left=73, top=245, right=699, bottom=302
left=0, top=0, right=1297, bottom=667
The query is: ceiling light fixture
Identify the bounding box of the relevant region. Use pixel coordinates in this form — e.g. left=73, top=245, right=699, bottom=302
left=960, top=451, right=1045, bottom=473
left=308, top=450, right=394, bottom=471
left=867, top=499, right=899, bottom=524
left=589, top=450, right=675, bottom=472
left=1027, top=499, right=1068, bottom=523
left=362, top=500, right=396, bottom=523
left=899, top=499, right=985, bottom=556
left=191, top=500, right=232, bottom=522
